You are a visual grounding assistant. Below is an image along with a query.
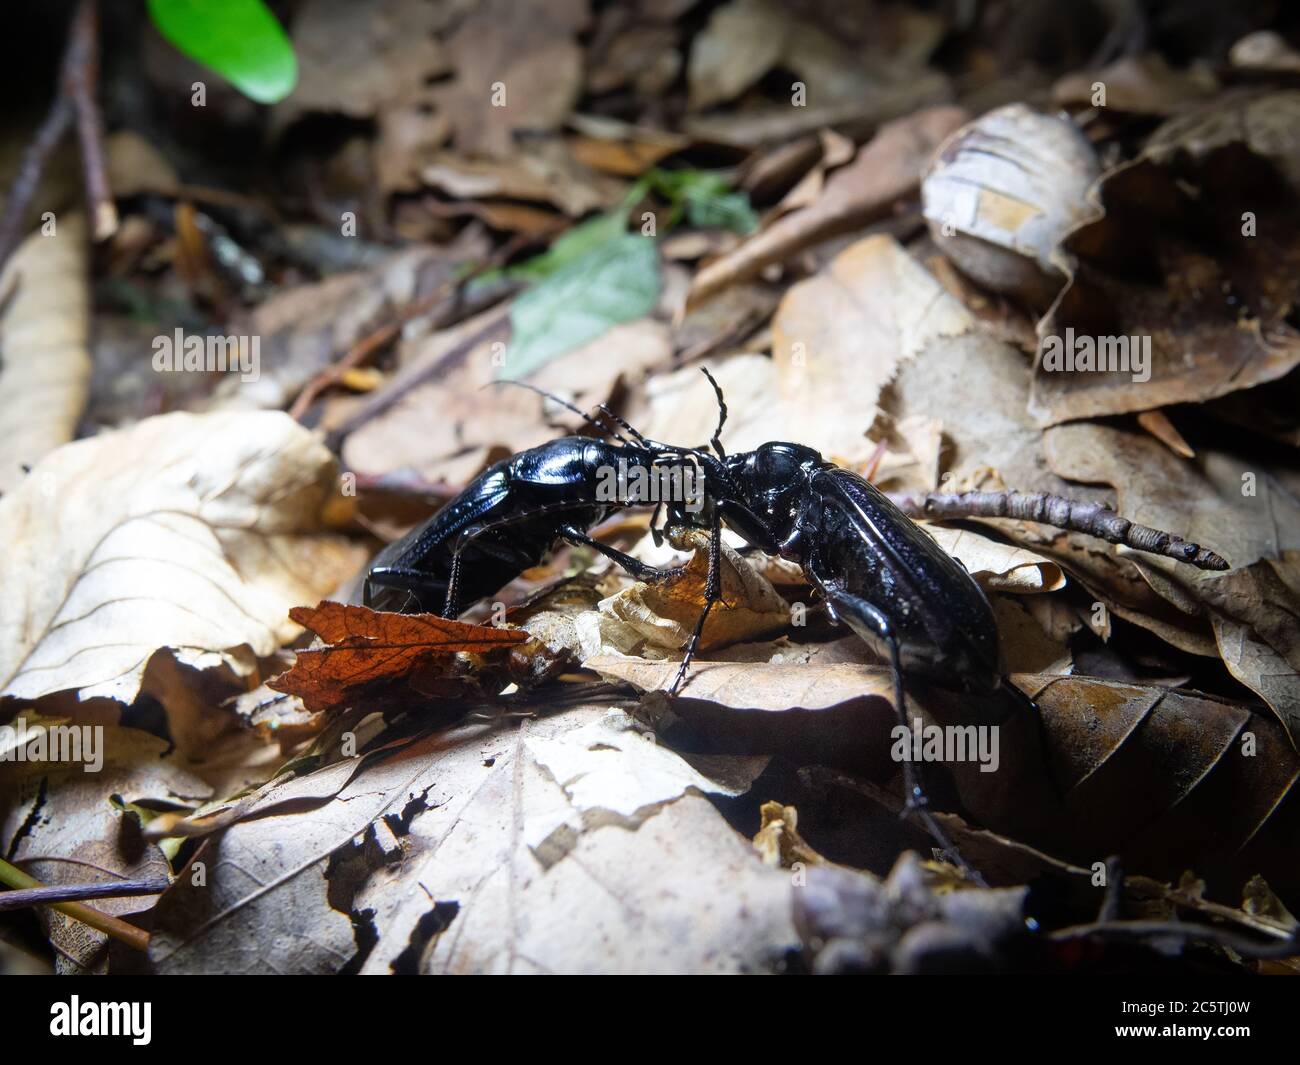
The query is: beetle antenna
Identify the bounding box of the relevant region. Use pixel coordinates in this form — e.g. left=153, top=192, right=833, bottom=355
left=700, top=367, right=728, bottom=459
left=486, top=381, right=643, bottom=446
left=592, top=402, right=651, bottom=447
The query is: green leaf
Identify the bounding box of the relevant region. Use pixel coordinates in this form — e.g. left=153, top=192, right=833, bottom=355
left=684, top=185, right=758, bottom=234
left=506, top=211, right=630, bottom=283
left=147, top=0, right=297, bottom=104
left=504, top=234, right=660, bottom=379
left=644, top=169, right=758, bottom=235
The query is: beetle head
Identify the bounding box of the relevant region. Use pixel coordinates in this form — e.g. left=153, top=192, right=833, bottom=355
left=723, top=442, right=825, bottom=542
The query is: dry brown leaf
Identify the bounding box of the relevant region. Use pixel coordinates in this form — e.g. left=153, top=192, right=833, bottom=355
left=600, top=656, right=1300, bottom=905
left=769, top=233, right=976, bottom=466
left=211, top=241, right=480, bottom=413
left=982, top=673, right=1300, bottom=905
left=922, top=524, right=1065, bottom=594
left=1053, top=54, right=1217, bottom=116
left=922, top=105, right=1101, bottom=305
left=342, top=314, right=671, bottom=487
left=637, top=354, right=784, bottom=456
left=686, top=107, right=967, bottom=311
left=584, top=14, right=681, bottom=97
left=870, top=238, right=1080, bottom=499
left=588, top=656, right=901, bottom=771
left=1044, top=421, right=1300, bottom=737
left=436, top=0, right=586, bottom=158
left=419, top=142, right=624, bottom=217
left=146, top=725, right=464, bottom=974
left=687, top=0, right=787, bottom=110
left=992, top=596, right=1073, bottom=675
left=1030, top=91, right=1300, bottom=426
left=105, top=131, right=179, bottom=198
left=0, top=411, right=365, bottom=704
left=269, top=601, right=529, bottom=713
left=0, top=215, right=89, bottom=494
left=275, top=0, right=450, bottom=125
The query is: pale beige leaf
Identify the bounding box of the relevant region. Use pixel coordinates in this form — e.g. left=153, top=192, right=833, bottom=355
left=925, top=525, right=1065, bottom=593
left=0, top=215, right=90, bottom=494
left=352, top=705, right=793, bottom=974
left=771, top=234, right=977, bottom=466
left=0, top=411, right=365, bottom=703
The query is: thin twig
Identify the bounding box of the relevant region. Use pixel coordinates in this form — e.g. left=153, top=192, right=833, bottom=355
left=324, top=311, right=510, bottom=448
left=0, top=0, right=112, bottom=272
left=893, top=490, right=1229, bottom=570
left=0, top=99, right=73, bottom=270
left=0, top=876, right=169, bottom=911
left=0, top=856, right=151, bottom=952
left=1051, top=920, right=1299, bottom=959
left=66, top=0, right=115, bottom=241
left=289, top=227, right=540, bottom=422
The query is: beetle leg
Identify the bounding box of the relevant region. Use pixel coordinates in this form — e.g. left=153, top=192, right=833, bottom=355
left=559, top=525, right=674, bottom=582
left=668, top=515, right=722, bottom=696
left=819, top=582, right=988, bottom=887
left=648, top=501, right=665, bottom=548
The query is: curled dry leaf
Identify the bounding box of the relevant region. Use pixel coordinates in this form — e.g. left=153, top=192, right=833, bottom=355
left=923, top=105, right=1101, bottom=305
left=0, top=411, right=365, bottom=704
left=268, top=601, right=530, bottom=714
left=1008, top=670, right=1294, bottom=905
left=0, top=215, right=90, bottom=494
left=947, top=674, right=1300, bottom=906
left=578, top=535, right=789, bottom=661
left=1030, top=91, right=1300, bottom=426
left=923, top=525, right=1065, bottom=594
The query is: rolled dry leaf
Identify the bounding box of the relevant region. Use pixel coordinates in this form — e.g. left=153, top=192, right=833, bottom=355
left=922, top=105, right=1101, bottom=306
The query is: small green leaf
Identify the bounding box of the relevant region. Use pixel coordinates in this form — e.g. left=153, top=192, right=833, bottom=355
left=147, top=0, right=297, bottom=104
left=504, top=234, right=660, bottom=379
left=507, top=211, right=629, bottom=283
left=684, top=185, right=759, bottom=234
left=644, top=168, right=758, bottom=235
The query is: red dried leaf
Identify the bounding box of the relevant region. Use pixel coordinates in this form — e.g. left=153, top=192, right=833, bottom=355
left=270, top=600, right=527, bottom=712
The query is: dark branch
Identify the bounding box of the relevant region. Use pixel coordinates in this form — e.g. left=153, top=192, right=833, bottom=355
left=0, top=876, right=169, bottom=912
left=893, top=490, right=1230, bottom=571
left=0, top=0, right=112, bottom=272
